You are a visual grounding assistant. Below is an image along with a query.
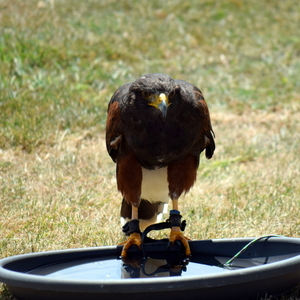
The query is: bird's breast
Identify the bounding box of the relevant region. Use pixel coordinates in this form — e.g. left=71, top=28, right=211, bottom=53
left=124, top=110, right=201, bottom=168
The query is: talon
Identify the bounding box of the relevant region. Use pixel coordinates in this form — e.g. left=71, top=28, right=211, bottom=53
left=169, top=226, right=191, bottom=256
left=119, top=232, right=142, bottom=257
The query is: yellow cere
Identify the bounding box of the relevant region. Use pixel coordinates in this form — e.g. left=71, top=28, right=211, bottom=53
left=148, top=93, right=169, bottom=109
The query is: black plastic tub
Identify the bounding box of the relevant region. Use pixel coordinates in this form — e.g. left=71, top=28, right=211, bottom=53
left=1, top=237, right=300, bottom=300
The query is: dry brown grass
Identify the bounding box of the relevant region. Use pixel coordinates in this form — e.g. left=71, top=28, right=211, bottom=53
left=1, top=104, right=300, bottom=300
left=1, top=108, right=299, bottom=260
left=1, top=130, right=120, bottom=257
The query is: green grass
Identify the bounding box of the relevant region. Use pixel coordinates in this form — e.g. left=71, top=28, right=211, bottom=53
left=1, top=0, right=300, bottom=299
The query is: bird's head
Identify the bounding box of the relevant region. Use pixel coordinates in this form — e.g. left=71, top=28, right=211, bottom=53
left=129, top=73, right=179, bottom=119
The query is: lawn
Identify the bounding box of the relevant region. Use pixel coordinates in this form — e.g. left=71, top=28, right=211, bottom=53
left=0, top=0, right=300, bottom=299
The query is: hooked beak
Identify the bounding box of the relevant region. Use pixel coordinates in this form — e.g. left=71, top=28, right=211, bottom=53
left=158, top=94, right=168, bottom=119
left=148, top=93, right=170, bottom=119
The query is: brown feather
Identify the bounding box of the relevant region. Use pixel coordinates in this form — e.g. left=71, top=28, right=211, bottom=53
left=106, top=101, right=122, bottom=162
left=116, top=144, right=142, bottom=207
left=167, top=154, right=198, bottom=200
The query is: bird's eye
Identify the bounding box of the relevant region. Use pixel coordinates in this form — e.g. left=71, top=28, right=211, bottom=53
left=141, top=91, right=151, bottom=99
left=169, top=90, right=176, bottom=98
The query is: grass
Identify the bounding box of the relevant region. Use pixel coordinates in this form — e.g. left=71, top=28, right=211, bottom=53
left=0, top=0, right=300, bottom=299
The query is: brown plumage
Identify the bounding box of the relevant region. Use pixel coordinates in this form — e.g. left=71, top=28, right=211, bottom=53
left=106, top=73, right=215, bottom=257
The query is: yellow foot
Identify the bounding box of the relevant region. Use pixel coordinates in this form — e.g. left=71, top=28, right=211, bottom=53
left=118, top=232, right=142, bottom=257
left=169, top=226, right=191, bottom=256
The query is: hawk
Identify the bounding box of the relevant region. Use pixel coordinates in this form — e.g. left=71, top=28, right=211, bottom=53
left=106, top=73, right=215, bottom=257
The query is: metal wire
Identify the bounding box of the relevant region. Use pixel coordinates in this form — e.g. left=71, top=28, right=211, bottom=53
left=223, top=234, right=284, bottom=267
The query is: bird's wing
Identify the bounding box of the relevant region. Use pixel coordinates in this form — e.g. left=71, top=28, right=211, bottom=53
left=175, top=79, right=215, bottom=159
left=193, top=86, right=215, bottom=159
left=106, top=82, right=131, bottom=162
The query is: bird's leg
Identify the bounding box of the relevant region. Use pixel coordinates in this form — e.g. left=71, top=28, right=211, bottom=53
left=168, top=199, right=191, bottom=256
left=119, top=205, right=142, bottom=258
left=172, top=199, right=179, bottom=210
left=131, top=204, right=138, bottom=219
left=116, top=150, right=143, bottom=257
